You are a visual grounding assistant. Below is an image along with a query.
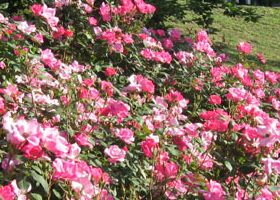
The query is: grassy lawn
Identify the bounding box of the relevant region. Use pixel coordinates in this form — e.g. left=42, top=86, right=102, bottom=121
left=161, top=3, right=280, bottom=72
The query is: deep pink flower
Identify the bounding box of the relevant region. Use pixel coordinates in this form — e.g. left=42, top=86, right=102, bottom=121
left=134, top=0, right=156, bottom=14
left=74, top=133, right=93, bottom=149
left=31, top=4, right=43, bottom=16
left=100, top=3, right=111, bottom=22
left=165, top=90, right=184, bottom=103
left=237, top=42, right=252, bottom=54
left=21, top=142, right=44, bottom=160
left=0, top=182, right=16, bottom=200
left=209, top=95, right=222, bottom=105
left=105, top=67, right=117, bottom=77
left=141, top=135, right=159, bottom=158
left=104, top=145, right=126, bottom=163
left=162, top=38, right=174, bottom=50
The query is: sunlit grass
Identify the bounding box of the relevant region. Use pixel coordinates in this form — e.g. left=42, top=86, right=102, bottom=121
left=163, top=4, right=280, bottom=71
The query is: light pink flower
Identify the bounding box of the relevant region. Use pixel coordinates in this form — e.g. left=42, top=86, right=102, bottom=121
left=17, top=21, right=36, bottom=35
left=104, top=145, right=126, bottom=163
left=115, top=128, right=134, bottom=144
left=0, top=61, right=6, bottom=69
left=262, top=158, right=280, bottom=175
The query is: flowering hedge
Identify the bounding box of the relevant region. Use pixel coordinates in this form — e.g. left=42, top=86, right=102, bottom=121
left=0, top=0, right=279, bottom=199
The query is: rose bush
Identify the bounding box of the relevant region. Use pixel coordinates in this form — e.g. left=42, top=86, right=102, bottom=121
left=0, top=0, right=279, bottom=199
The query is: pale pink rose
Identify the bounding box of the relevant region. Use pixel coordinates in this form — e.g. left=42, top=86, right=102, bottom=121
left=262, top=158, right=280, bottom=175
left=226, top=87, right=248, bottom=102
left=203, top=180, right=226, bottom=200
left=83, top=3, right=93, bottom=13
left=0, top=13, right=8, bottom=23
left=115, top=128, right=134, bottom=144
left=17, top=21, right=36, bottom=35
left=67, top=143, right=81, bottom=159
left=237, top=42, right=252, bottom=54
left=0, top=61, right=6, bottom=69
left=104, top=145, right=126, bottom=163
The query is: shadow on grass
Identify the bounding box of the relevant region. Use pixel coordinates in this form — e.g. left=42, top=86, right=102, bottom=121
left=214, top=42, right=280, bottom=72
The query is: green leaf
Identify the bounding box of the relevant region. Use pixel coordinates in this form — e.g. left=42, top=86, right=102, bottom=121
left=224, top=161, right=233, bottom=172
left=31, top=193, right=43, bottom=200
left=18, top=179, right=31, bottom=192
left=52, top=189, right=62, bottom=199
left=269, top=186, right=280, bottom=192
left=31, top=171, right=49, bottom=194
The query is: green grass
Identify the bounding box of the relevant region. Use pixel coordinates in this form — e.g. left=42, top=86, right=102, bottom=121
left=162, top=4, right=280, bottom=72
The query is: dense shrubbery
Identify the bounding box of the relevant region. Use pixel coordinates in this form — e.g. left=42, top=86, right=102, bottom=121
left=0, top=0, right=279, bottom=199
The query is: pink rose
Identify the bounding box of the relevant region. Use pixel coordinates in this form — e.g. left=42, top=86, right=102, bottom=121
left=105, top=67, right=117, bottom=77
left=100, top=3, right=111, bottom=22
left=257, top=53, right=266, bottom=64
left=209, top=95, right=222, bottom=105
left=237, top=42, right=252, bottom=54
left=115, top=128, right=134, bottom=144
left=141, top=135, right=159, bottom=158
left=88, top=17, right=97, bottom=26
left=104, top=145, right=126, bottom=163
left=31, top=4, right=43, bottom=16
left=162, top=38, right=174, bottom=50
left=203, top=180, right=226, bottom=200
left=0, top=61, right=6, bottom=69
left=74, top=133, right=93, bottom=149
left=0, top=182, right=16, bottom=200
